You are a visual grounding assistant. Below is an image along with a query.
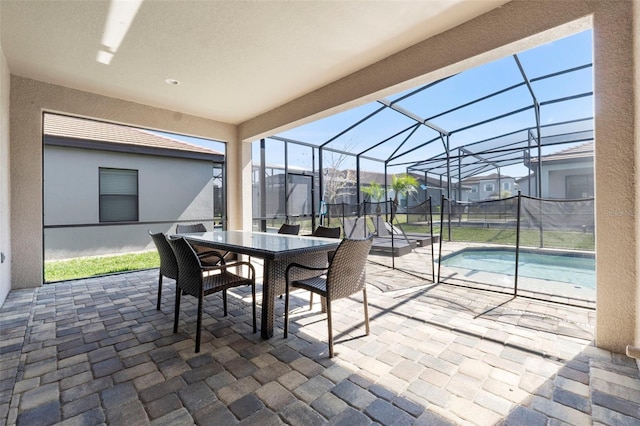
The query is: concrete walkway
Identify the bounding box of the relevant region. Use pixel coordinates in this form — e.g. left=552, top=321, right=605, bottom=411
left=1, top=263, right=638, bottom=425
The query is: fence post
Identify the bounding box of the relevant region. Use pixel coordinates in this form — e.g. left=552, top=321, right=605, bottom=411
left=438, top=194, right=445, bottom=282
left=429, top=196, right=435, bottom=282
left=514, top=191, right=522, bottom=296
left=447, top=198, right=452, bottom=241
left=538, top=197, right=544, bottom=248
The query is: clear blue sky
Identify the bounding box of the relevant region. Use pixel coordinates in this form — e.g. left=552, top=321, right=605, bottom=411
left=276, top=28, right=593, bottom=179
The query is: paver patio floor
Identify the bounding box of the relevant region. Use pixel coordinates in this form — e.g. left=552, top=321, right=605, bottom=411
left=1, top=260, right=638, bottom=425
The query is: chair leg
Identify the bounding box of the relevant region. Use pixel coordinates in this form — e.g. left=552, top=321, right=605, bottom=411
left=195, top=293, right=203, bottom=353
left=309, top=292, right=313, bottom=310
left=157, top=272, right=163, bottom=310
left=326, top=298, right=334, bottom=357
left=363, top=287, right=370, bottom=335
left=173, top=283, right=181, bottom=334
left=223, top=289, right=228, bottom=316
left=284, top=282, right=290, bottom=338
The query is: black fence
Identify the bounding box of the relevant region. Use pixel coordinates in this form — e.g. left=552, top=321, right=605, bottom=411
left=438, top=193, right=595, bottom=307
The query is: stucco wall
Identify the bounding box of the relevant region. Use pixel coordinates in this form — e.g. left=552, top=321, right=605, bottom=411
left=591, top=2, right=638, bottom=355
left=43, top=145, right=215, bottom=259
left=0, top=16, right=11, bottom=307
left=634, top=0, right=640, bottom=367
left=547, top=165, right=593, bottom=199
left=238, top=1, right=639, bottom=354
left=10, top=76, right=240, bottom=287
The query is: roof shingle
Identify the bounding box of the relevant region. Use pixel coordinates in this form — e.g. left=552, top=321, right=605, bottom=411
left=44, top=114, right=222, bottom=156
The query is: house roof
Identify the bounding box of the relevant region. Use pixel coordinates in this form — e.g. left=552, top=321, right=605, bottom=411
left=531, top=141, right=594, bottom=163
left=461, top=173, right=514, bottom=184
left=44, top=114, right=223, bottom=161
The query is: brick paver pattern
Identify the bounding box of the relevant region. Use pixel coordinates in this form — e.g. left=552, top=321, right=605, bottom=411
left=1, top=261, right=639, bottom=425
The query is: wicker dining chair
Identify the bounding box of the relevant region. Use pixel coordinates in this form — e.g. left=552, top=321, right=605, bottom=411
left=307, top=225, right=342, bottom=308
left=312, top=225, right=341, bottom=239
left=149, top=231, right=179, bottom=311
left=176, top=223, right=232, bottom=266
left=284, top=237, right=373, bottom=357
left=278, top=223, right=300, bottom=235
left=167, top=236, right=256, bottom=353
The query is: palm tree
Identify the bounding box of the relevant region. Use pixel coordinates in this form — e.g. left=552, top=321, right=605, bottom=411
left=392, top=174, right=419, bottom=204
left=361, top=181, right=385, bottom=202
left=391, top=174, right=418, bottom=219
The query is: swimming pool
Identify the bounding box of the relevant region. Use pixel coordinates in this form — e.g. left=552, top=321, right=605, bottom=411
left=439, top=247, right=595, bottom=289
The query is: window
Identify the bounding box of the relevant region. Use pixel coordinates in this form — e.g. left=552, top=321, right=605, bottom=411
left=99, top=168, right=138, bottom=222
left=566, top=174, right=594, bottom=199
left=502, top=182, right=510, bottom=191
left=471, top=185, right=478, bottom=193
left=484, top=183, right=494, bottom=192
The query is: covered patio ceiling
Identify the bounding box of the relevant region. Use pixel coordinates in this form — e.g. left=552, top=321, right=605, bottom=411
left=0, top=0, right=508, bottom=125
left=271, top=29, right=594, bottom=182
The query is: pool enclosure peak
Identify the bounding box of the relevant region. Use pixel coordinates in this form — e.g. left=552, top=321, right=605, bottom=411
left=267, top=29, right=594, bottom=190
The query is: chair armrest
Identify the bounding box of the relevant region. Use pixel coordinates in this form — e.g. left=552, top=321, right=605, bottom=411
left=285, top=262, right=328, bottom=285
left=202, top=260, right=255, bottom=280
left=197, top=250, right=226, bottom=264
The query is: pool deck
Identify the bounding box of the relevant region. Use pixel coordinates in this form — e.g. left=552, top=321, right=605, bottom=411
left=367, top=241, right=595, bottom=309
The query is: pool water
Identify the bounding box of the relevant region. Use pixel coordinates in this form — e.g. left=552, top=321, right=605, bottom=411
left=440, top=248, right=595, bottom=289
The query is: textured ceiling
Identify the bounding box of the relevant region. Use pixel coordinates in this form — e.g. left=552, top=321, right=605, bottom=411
left=0, top=0, right=506, bottom=125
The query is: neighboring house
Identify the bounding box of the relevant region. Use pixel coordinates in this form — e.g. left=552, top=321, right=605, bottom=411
left=44, top=114, right=225, bottom=260
left=251, top=167, right=449, bottom=219
left=251, top=163, right=314, bottom=220
left=462, top=173, right=517, bottom=201
left=517, top=142, right=594, bottom=199
left=324, top=169, right=447, bottom=209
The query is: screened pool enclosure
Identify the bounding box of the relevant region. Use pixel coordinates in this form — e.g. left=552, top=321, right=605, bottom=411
left=251, top=30, right=595, bottom=306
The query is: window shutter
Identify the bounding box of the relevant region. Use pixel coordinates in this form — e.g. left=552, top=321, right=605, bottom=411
left=99, top=168, right=138, bottom=222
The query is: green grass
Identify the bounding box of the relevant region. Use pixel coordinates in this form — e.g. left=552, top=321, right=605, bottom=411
left=45, top=251, right=160, bottom=282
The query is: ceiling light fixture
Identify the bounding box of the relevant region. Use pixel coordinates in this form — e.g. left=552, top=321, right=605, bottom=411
left=97, top=0, right=143, bottom=65
left=165, top=79, right=180, bottom=86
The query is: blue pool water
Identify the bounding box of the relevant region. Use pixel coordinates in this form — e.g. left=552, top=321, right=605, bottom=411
left=440, top=248, right=595, bottom=289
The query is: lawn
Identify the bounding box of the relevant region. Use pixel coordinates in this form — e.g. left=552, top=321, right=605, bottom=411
left=45, top=251, right=160, bottom=282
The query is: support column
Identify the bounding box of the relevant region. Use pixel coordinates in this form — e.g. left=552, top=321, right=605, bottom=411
left=227, top=134, right=253, bottom=231
left=593, top=2, right=639, bottom=353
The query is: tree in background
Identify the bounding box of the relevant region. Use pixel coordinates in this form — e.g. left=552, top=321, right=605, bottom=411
left=321, top=141, right=358, bottom=204
left=391, top=174, right=418, bottom=219
left=391, top=174, right=419, bottom=205
left=362, top=181, right=385, bottom=202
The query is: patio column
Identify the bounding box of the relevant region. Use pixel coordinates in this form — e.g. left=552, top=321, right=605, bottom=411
left=592, top=1, right=639, bottom=354
left=225, top=135, right=253, bottom=231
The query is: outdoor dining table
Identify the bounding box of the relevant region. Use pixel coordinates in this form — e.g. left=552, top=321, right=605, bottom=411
left=177, top=230, right=341, bottom=339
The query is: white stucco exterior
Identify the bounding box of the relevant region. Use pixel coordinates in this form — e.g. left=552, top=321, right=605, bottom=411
left=0, top=9, right=10, bottom=307
left=518, top=153, right=594, bottom=199
left=465, top=176, right=517, bottom=202
left=44, top=145, right=217, bottom=260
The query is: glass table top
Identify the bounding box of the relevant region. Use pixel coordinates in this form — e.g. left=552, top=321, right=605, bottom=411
left=179, top=231, right=340, bottom=258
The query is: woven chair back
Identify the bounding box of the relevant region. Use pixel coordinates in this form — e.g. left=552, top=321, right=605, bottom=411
left=312, top=226, right=341, bottom=239
left=167, top=236, right=204, bottom=298
left=176, top=223, right=207, bottom=233
left=326, top=237, right=373, bottom=300
left=149, top=232, right=178, bottom=280
left=278, top=223, right=300, bottom=235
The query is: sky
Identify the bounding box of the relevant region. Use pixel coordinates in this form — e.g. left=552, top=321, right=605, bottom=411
left=273, top=28, right=593, bottom=179
left=160, top=29, right=593, bottom=180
